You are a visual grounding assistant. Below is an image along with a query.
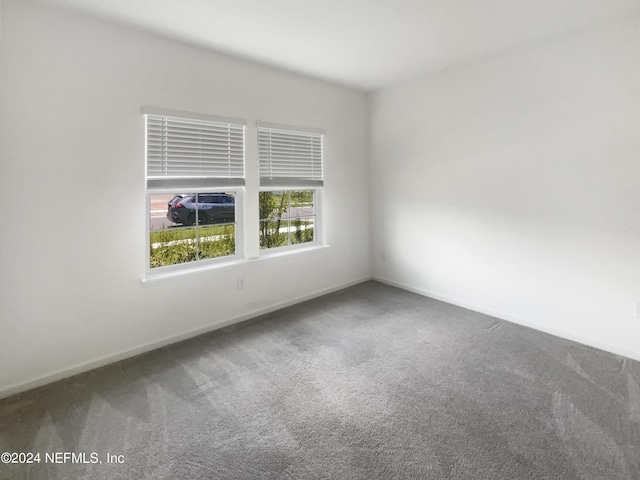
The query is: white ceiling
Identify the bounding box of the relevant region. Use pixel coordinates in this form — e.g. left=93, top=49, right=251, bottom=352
left=37, top=0, right=640, bottom=91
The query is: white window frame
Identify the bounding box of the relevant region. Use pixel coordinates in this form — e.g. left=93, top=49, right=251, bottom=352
left=144, top=108, right=246, bottom=276
left=258, top=186, right=322, bottom=254
left=257, top=122, right=324, bottom=255
left=146, top=187, right=244, bottom=274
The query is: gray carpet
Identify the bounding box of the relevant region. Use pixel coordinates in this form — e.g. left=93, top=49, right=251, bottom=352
left=1, top=281, right=639, bottom=479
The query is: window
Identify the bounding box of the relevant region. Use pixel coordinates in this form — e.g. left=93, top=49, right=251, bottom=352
left=145, top=109, right=245, bottom=270
left=258, top=124, right=324, bottom=251
left=144, top=112, right=325, bottom=277
left=259, top=190, right=316, bottom=248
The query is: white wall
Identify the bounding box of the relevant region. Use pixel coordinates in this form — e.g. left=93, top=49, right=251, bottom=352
left=370, top=18, right=640, bottom=360
left=0, top=0, right=371, bottom=396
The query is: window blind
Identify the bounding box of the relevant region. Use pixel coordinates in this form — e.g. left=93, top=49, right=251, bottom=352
left=146, top=113, right=245, bottom=188
left=258, top=125, right=323, bottom=187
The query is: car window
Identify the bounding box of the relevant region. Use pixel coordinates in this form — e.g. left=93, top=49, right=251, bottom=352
left=197, top=195, right=214, bottom=204
left=190, top=194, right=234, bottom=204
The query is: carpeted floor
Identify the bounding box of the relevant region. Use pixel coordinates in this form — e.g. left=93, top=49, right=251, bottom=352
left=1, top=281, right=639, bottom=479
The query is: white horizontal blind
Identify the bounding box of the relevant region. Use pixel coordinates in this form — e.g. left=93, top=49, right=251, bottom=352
left=258, top=126, right=323, bottom=187
left=146, top=114, right=245, bottom=187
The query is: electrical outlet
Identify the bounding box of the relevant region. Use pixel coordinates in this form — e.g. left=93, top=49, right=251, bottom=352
left=381, top=252, right=386, bottom=262
left=237, top=277, right=245, bottom=289
left=634, top=302, right=640, bottom=319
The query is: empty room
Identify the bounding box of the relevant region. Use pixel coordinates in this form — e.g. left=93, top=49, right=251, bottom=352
left=1, top=0, right=640, bottom=478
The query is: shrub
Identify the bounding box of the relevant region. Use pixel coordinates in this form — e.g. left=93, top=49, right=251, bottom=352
left=150, top=225, right=235, bottom=267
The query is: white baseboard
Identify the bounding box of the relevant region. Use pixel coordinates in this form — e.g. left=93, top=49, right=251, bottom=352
left=374, top=275, right=640, bottom=363
left=0, top=276, right=373, bottom=400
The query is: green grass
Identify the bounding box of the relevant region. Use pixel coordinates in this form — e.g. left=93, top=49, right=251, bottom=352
left=150, top=225, right=235, bottom=268
left=259, top=225, right=314, bottom=249
left=259, top=218, right=313, bottom=229
left=151, top=215, right=314, bottom=266
left=150, top=224, right=232, bottom=243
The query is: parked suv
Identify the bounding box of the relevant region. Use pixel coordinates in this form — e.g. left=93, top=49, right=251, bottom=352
left=167, top=193, right=235, bottom=226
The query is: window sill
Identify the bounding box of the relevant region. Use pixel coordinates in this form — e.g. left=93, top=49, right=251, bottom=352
left=141, top=243, right=330, bottom=286
left=258, top=242, right=328, bottom=260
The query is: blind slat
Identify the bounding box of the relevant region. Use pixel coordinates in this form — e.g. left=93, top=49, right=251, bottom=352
left=258, top=126, right=323, bottom=185
left=146, top=113, right=245, bottom=179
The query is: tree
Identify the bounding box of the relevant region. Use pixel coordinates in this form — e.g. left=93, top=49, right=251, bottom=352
left=259, top=191, right=289, bottom=248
